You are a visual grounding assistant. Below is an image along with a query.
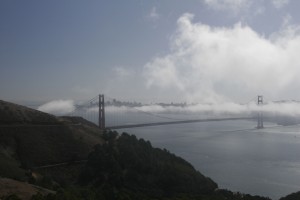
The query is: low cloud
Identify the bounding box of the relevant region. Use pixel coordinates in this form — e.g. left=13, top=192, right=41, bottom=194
left=144, top=13, right=300, bottom=103
left=88, top=101, right=300, bottom=118
left=38, top=100, right=75, bottom=115
left=65, top=101, right=300, bottom=128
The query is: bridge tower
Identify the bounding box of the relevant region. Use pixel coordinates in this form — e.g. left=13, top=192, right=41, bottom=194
left=99, top=94, right=105, bottom=130
left=257, top=95, right=264, bottom=129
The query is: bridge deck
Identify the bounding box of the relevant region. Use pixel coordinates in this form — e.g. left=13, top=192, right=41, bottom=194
left=106, top=117, right=253, bottom=129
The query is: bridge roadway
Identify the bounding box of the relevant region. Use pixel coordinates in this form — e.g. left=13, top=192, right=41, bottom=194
left=106, top=117, right=254, bottom=129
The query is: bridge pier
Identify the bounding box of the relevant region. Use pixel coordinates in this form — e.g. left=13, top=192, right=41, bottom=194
left=257, top=95, right=264, bottom=129
left=99, top=94, right=105, bottom=130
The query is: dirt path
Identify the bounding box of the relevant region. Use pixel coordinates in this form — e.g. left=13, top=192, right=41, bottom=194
left=0, top=178, right=54, bottom=200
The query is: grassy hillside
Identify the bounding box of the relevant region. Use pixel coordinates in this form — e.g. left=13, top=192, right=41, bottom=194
left=0, top=100, right=58, bottom=125
left=0, top=178, right=54, bottom=200
left=0, top=100, right=104, bottom=180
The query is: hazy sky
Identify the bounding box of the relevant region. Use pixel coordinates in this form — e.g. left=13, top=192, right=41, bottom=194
left=1, top=0, right=300, bottom=104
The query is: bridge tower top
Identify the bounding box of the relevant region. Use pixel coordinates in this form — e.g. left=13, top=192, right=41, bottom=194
left=258, top=95, right=263, bottom=104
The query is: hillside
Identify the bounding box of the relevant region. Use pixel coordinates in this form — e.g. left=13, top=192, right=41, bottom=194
left=280, top=191, right=300, bottom=200
left=0, top=99, right=104, bottom=180
left=79, top=132, right=218, bottom=197
left=0, top=100, right=58, bottom=125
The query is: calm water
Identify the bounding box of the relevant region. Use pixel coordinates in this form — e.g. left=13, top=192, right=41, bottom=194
left=119, top=120, right=300, bottom=200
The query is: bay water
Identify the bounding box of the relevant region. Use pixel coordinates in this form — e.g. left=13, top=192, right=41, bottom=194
left=118, top=120, right=300, bottom=200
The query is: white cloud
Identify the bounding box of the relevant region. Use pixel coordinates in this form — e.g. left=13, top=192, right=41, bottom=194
left=271, top=0, right=289, bottom=9
left=38, top=100, right=75, bottom=115
left=203, top=0, right=289, bottom=14
left=139, top=102, right=300, bottom=116
left=144, top=13, right=300, bottom=103
left=113, top=66, right=133, bottom=78
left=204, top=0, right=251, bottom=13
left=282, top=14, right=292, bottom=27
left=148, top=6, right=160, bottom=21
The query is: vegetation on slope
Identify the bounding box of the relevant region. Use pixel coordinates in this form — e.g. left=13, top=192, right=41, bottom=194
left=79, top=131, right=217, bottom=197
left=279, top=191, right=300, bottom=200
left=26, top=131, right=271, bottom=200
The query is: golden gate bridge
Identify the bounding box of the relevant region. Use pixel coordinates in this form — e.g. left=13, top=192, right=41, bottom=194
left=68, top=94, right=264, bottom=130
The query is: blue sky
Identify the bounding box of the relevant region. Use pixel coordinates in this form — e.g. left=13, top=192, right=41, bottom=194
left=1, top=0, right=300, bottom=104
